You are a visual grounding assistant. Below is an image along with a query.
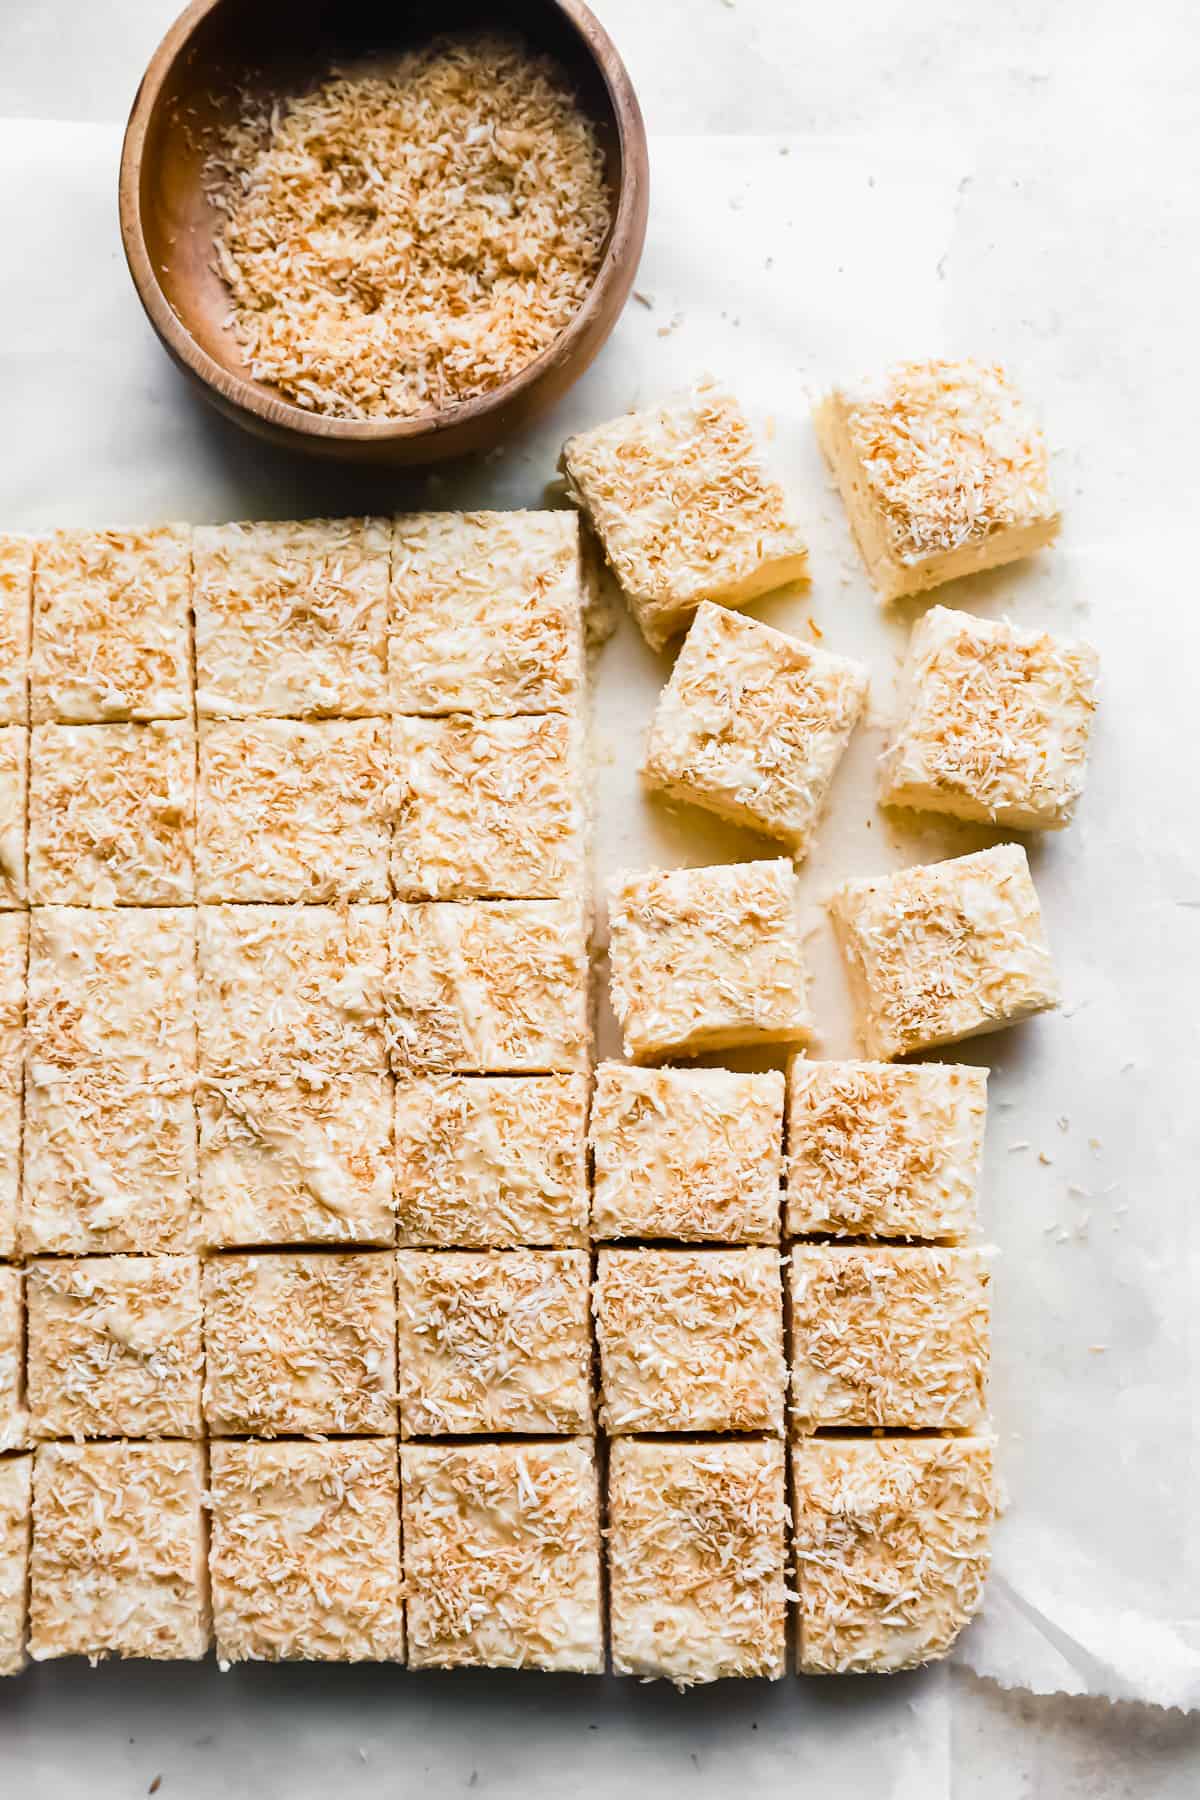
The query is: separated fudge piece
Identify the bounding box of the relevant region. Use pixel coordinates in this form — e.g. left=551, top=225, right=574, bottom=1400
left=607, top=860, right=811, bottom=1062
left=0, top=535, right=32, bottom=726
left=194, top=518, right=389, bottom=718
left=402, top=1439, right=603, bottom=1672
left=0, top=1086, right=17, bottom=1260
left=792, top=1435, right=995, bottom=1673
left=562, top=381, right=808, bottom=649
left=395, top=1250, right=591, bottom=1437
left=394, top=1075, right=588, bottom=1248
left=0, top=916, right=26, bottom=1259
left=589, top=1063, right=784, bottom=1244
left=209, top=1440, right=404, bottom=1665
left=27, top=906, right=196, bottom=1078
left=880, top=605, right=1100, bottom=829
left=607, top=1438, right=787, bottom=1685
left=829, top=845, right=1057, bottom=1060
left=0, top=727, right=26, bottom=907
left=815, top=360, right=1060, bottom=601
left=0, top=1267, right=25, bottom=1452
left=0, top=1455, right=31, bottom=1675
left=594, top=1248, right=786, bottom=1434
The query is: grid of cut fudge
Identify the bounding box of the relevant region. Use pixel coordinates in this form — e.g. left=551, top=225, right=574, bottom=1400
left=27, top=906, right=196, bottom=1078
left=202, top=1252, right=396, bottom=1438
left=829, top=845, right=1058, bottom=1060
left=394, top=1075, right=588, bottom=1247
left=589, top=1063, right=784, bottom=1244
left=562, top=381, right=809, bottom=650
left=814, top=360, right=1060, bottom=602
left=607, top=1438, right=787, bottom=1685
left=395, top=1250, right=592, bottom=1437
left=0, top=726, right=26, bottom=908
left=386, top=901, right=589, bottom=1074
left=197, top=718, right=391, bottom=902
left=880, top=605, right=1100, bottom=830
left=390, top=511, right=584, bottom=716
left=30, top=526, right=192, bottom=722
left=607, top=860, right=811, bottom=1062
left=642, top=603, right=868, bottom=854
left=0, top=1266, right=25, bottom=1452
left=401, top=1439, right=603, bottom=1671
left=0, top=535, right=32, bottom=726
left=792, top=1435, right=995, bottom=1673
left=0, top=1454, right=31, bottom=1675
left=209, top=1440, right=404, bottom=1665
left=593, top=1248, right=786, bottom=1435
left=194, top=518, right=389, bottom=719
left=29, top=1440, right=210, bottom=1661
left=786, top=1059, right=987, bottom=1241
left=391, top=714, right=587, bottom=901
left=0, top=915, right=24, bottom=1259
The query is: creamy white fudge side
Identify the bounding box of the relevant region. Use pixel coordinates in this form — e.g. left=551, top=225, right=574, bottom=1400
left=0, top=1454, right=31, bottom=1675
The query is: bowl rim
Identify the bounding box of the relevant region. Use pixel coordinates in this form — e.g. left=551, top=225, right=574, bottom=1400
left=118, top=0, right=647, bottom=445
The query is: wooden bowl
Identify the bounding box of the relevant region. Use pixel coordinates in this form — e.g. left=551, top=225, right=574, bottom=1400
left=119, top=0, right=649, bottom=465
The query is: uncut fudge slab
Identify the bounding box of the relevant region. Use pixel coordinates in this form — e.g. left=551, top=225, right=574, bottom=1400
left=607, top=859, right=811, bottom=1062
left=829, top=845, right=1057, bottom=1060
left=814, top=360, right=1060, bottom=601
left=792, top=1435, right=995, bottom=1673
left=0, top=534, right=32, bottom=726
left=401, top=1438, right=603, bottom=1672
left=607, top=1438, right=787, bottom=1686
left=27, top=905, right=196, bottom=1078
left=643, top=603, right=868, bottom=855
left=562, top=381, right=808, bottom=650
left=209, top=1440, right=404, bottom=1665
left=880, top=605, right=1100, bottom=830
left=0, top=1266, right=25, bottom=1451
left=0, top=726, right=26, bottom=907
left=0, top=1455, right=31, bottom=1675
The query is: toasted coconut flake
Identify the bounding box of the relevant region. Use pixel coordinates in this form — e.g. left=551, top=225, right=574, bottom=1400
left=0, top=535, right=33, bottom=726
left=0, top=1455, right=31, bottom=1675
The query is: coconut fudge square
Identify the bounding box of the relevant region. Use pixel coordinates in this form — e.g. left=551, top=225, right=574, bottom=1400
left=607, top=860, right=811, bottom=1063
left=199, top=1074, right=394, bottom=1248
left=395, top=1250, right=591, bottom=1437
left=562, top=381, right=809, bottom=650
left=643, top=603, right=868, bottom=855
left=0, top=1088, right=18, bottom=1260
left=203, top=1252, right=396, bottom=1438
left=391, top=714, right=586, bottom=901
left=0, top=1454, right=31, bottom=1675
left=786, top=1059, right=987, bottom=1241
left=394, top=1075, right=588, bottom=1247
left=589, top=1063, right=784, bottom=1244
left=594, top=1248, right=786, bottom=1435
left=390, top=511, right=585, bottom=716
left=608, top=1438, right=787, bottom=1685
left=814, top=360, right=1060, bottom=602
left=0, top=916, right=25, bottom=1257
left=209, top=1440, right=404, bottom=1665
left=402, top=1439, right=603, bottom=1671
left=0, top=727, right=26, bottom=908
left=197, top=718, right=391, bottom=903
left=194, top=518, right=389, bottom=719
left=0, top=535, right=32, bottom=726
left=0, top=1267, right=25, bottom=1453
left=830, top=845, right=1058, bottom=1060
left=30, top=526, right=192, bottom=722
left=880, top=606, right=1100, bottom=830
left=386, top=901, right=589, bottom=1074
left=792, top=1435, right=995, bottom=1673
left=26, top=1256, right=203, bottom=1443
left=28, top=906, right=196, bottom=1078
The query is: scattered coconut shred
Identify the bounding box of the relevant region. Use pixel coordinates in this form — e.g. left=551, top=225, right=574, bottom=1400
left=205, top=35, right=612, bottom=420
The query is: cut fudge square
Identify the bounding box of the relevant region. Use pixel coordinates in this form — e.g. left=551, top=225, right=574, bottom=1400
left=29, top=1441, right=209, bottom=1661
left=198, top=1073, right=394, bottom=1248
left=814, top=360, right=1060, bottom=602
left=880, top=605, right=1100, bottom=830
left=0, top=1454, right=31, bottom=1675
left=593, top=1248, right=786, bottom=1434
left=0, top=913, right=25, bottom=1072
left=829, top=845, right=1058, bottom=1059
left=792, top=1435, right=995, bottom=1673
left=607, top=859, right=811, bottom=1062
left=390, top=714, right=587, bottom=901
left=30, top=526, right=192, bottom=722
left=26, top=1255, right=203, bottom=1442
left=394, top=1075, right=589, bottom=1247
left=608, top=1438, right=787, bottom=1685
left=0, top=1266, right=25, bottom=1452
left=209, top=1440, right=404, bottom=1665
left=0, top=534, right=32, bottom=726
left=786, top=1059, right=987, bottom=1241
left=0, top=1086, right=18, bottom=1260
left=28, top=721, right=195, bottom=906
left=386, top=900, right=589, bottom=1074
left=390, top=511, right=585, bottom=716
left=643, top=603, right=868, bottom=855
left=0, top=726, right=26, bottom=907
left=562, top=380, right=809, bottom=650
left=197, top=718, right=391, bottom=903
left=202, top=1251, right=396, bottom=1438
left=589, top=1063, right=784, bottom=1244
left=395, top=1250, right=592, bottom=1437
left=401, top=1439, right=603, bottom=1671
left=28, top=906, right=196, bottom=1078
left=194, top=517, right=389, bottom=719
